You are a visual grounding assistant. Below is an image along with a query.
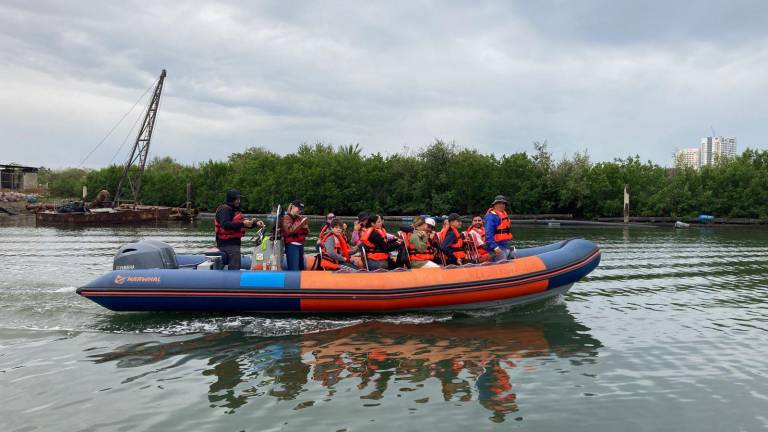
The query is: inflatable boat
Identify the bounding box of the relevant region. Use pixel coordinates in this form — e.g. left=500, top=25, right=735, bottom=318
left=77, top=238, right=600, bottom=313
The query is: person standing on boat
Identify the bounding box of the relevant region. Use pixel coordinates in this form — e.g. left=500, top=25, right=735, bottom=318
left=440, top=213, right=467, bottom=266
left=281, top=200, right=310, bottom=271
left=215, top=189, right=263, bottom=270
left=484, top=195, right=514, bottom=262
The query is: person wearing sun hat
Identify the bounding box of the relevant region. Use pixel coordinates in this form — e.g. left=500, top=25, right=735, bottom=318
left=484, top=195, right=514, bottom=262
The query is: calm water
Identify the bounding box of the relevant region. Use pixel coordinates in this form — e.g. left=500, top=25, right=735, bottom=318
left=1, top=216, right=767, bottom=431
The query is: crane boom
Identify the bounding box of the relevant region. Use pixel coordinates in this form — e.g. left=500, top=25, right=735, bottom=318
left=114, top=69, right=166, bottom=205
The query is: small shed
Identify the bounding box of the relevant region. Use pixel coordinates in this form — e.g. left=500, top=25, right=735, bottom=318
left=0, top=164, right=39, bottom=191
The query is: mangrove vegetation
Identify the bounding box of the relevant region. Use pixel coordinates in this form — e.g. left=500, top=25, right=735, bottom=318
left=39, top=140, right=768, bottom=219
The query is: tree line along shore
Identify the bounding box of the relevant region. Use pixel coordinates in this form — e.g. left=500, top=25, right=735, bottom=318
left=36, top=140, right=768, bottom=220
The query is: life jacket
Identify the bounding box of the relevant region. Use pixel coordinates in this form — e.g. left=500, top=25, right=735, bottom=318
left=360, top=227, right=390, bottom=261
left=439, top=225, right=467, bottom=260
left=317, top=223, right=330, bottom=244
left=214, top=204, right=245, bottom=240
left=319, top=231, right=350, bottom=270
left=485, top=208, right=513, bottom=242
left=404, top=231, right=435, bottom=262
left=437, top=225, right=447, bottom=242
left=465, top=225, right=489, bottom=255
left=282, top=214, right=308, bottom=244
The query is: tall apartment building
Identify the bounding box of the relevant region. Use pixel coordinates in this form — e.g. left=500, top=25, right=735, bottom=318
left=700, top=136, right=736, bottom=166
left=675, top=148, right=701, bottom=169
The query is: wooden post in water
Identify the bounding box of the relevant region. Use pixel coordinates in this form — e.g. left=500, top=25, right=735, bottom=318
left=186, top=182, right=191, bottom=211
left=623, top=184, right=630, bottom=224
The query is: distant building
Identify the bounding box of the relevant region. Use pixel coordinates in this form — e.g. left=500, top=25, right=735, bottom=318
left=700, top=136, right=737, bottom=166
left=0, top=164, right=39, bottom=191
left=675, top=148, right=701, bottom=169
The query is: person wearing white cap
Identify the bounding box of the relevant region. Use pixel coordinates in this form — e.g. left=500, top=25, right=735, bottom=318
left=423, top=217, right=443, bottom=264
left=484, top=195, right=514, bottom=261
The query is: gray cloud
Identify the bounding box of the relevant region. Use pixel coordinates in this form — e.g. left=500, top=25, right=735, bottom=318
left=1, top=1, right=767, bottom=168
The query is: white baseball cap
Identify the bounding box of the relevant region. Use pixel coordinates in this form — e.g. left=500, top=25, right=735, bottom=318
left=425, top=217, right=436, bottom=227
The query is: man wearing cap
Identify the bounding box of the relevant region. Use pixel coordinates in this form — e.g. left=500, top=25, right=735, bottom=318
left=281, top=199, right=310, bottom=271
left=484, top=195, right=514, bottom=262
left=215, top=189, right=264, bottom=270
left=440, top=213, right=467, bottom=265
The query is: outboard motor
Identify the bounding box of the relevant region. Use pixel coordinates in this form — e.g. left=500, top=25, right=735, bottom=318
left=113, top=239, right=179, bottom=270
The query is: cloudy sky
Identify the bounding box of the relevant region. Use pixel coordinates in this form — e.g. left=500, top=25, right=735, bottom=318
left=2, top=1, right=767, bottom=168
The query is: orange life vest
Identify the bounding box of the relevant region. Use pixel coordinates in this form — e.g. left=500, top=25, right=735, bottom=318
left=317, top=223, right=330, bottom=243
left=360, top=227, right=390, bottom=261
left=439, top=225, right=466, bottom=260
left=214, top=204, right=245, bottom=240
left=319, top=231, right=350, bottom=270
left=466, top=225, right=489, bottom=255
left=404, top=231, right=435, bottom=262
left=486, top=208, right=513, bottom=242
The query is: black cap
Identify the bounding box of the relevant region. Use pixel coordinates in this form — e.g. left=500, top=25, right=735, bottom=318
left=357, top=211, right=370, bottom=221
left=448, top=213, right=461, bottom=221
left=290, top=199, right=304, bottom=209
left=226, top=189, right=242, bottom=203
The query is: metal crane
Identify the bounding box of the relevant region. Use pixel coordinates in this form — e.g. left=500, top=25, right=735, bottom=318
left=114, top=69, right=166, bottom=205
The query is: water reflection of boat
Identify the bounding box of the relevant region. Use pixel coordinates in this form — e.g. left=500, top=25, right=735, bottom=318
left=78, top=238, right=601, bottom=313
left=88, top=305, right=600, bottom=422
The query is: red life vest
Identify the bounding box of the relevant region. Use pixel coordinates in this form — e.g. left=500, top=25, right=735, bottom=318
left=282, top=214, right=308, bottom=244
left=360, top=227, right=389, bottom=261
left=439, top=225, right=466, bottom=260
left=319, top=231, right=350, bottom=270
left=214, top=204, right=245, bottom=240
left=405, top=231, right=435, bottom=262
left=486, top=208, right=513, bottom=242
left=466, top=225, right=489, bottom=255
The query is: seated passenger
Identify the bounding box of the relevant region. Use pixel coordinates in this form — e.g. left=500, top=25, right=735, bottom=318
left=393, top=224, right=414, bottom=268
left=406, top=216, right=440, bottom=268
left=351, top=211, right=369, bottom=247
left=316, top=212, right=336, bottom=252
left=438, top=215, right=450, bottom=242
left=320, top=219, right=358, bottom=271
left=360, top=214, right=402, bottom=270
left=439, top=213, right=467, bottom=266
left=465, top=215, right=490, bottom=262
left=423, top=217, right=445, bottom=265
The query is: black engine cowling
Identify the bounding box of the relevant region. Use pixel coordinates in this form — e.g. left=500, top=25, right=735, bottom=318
left=113, top=240, right=179, bottom=270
